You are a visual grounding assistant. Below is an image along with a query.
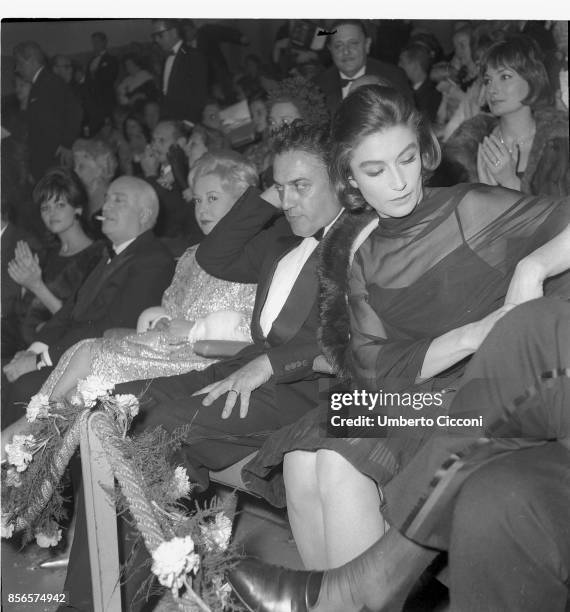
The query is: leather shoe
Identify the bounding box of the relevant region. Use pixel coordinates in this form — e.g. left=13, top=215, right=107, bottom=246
left=228, top=557, right=323, bottom=612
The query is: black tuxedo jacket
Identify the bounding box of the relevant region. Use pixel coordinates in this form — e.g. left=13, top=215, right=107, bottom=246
left=314, top=58, right=412, bottom=115
left=162, top=44, right=208, bottom=122
left=27, top=68, right=83, bottom=180
left=197, top=187, right=337, bottom=384
left=85, top=52, right=119, bottom=110
left=36, top=230, right=175, bottom=363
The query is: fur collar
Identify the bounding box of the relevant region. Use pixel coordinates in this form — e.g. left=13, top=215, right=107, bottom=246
left=318, top=209, right=378, bottom=382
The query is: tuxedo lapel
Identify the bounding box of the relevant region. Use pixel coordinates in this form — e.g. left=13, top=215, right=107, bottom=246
left=71, top=236, right=144, bottom=317
left=266, top=246, right=319, bottom=347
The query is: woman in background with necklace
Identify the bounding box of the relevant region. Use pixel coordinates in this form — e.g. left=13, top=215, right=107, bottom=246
left=443, top=33, right=569, bottom=196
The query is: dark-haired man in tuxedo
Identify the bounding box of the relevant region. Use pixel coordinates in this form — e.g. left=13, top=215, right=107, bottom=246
left=151, top=18, right=208, bottom=123
left=84, top=32, right=119, bottom=135
left=13, top=41, right=82, bottom=181
left=2, top=177, right=175, bottom=426
left=314, top=20, right=412, bottom=114
left=60, top=123, right=343, bottom=611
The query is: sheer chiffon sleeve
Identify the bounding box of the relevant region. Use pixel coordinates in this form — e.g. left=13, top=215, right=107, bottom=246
left=346, top=184, right=569, bottom=393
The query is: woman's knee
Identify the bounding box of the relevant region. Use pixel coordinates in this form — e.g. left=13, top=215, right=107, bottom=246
left=314, top=449, right=371, bottom=501
left=283, top=451, right=319, bottom=508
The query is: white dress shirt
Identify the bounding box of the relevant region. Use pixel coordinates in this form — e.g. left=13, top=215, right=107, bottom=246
left=340, top=66, right=366, bottom=99
left=259, top=210, right=343, bottom=337
left=163, top=40, right=183, bottom=95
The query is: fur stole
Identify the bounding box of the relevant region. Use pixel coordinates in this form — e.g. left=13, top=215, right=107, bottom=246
left=318, top=208, right=378, bottom=382
left=443, top=107, right=569, bottom=195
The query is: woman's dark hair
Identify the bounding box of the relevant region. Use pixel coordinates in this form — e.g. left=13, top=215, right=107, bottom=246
left=32, top=167, right=90, bottom=234
left=480, top=34, right=552, bottom=108
left=267, top=76, right=329, bottom=129
left=330, top=85, right=441, bottom=211
left=122, top=114, right=150, bottom=143
left=33, top=167, right=88, bottom=211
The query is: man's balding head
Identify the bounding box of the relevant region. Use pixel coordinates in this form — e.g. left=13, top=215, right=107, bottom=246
left=101, top=177, right=158, bottom=246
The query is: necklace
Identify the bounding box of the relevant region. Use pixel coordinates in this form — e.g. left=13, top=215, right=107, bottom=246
left=498, top=123, right=536, bottom=156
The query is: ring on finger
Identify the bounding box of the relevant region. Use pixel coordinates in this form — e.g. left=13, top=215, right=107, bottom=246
left=228, top=389, right=239, bottom=394
left=494, top=159, right=500, bottom=166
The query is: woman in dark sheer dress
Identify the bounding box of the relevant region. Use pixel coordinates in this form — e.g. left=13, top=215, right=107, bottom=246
left=236, top=85, right=569, bottom=604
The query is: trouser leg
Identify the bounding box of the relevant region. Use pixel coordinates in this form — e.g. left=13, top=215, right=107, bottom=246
left=450, top=442, right=570, bottom=612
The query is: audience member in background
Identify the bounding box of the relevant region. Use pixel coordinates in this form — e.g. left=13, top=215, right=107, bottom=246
left=8, top=168, right=104, bottom=346
left=244, top=75, right=329, bottom=187
left=51, top=54, right=74, bottom=85
left=444, top=34, right=569, bottom=196
left=116, top=53, right=159, bottom=113
left=142, top=99, right=162, bottom=133
left=2, top=176, right=175, bottom=426
left=432, top=24, right=480, bottom=129
left=314, top=19, right=412, bottom=115
left=236, top=54, right=267, bottom=100
left=248, top=90, right=269, bottom=139
left=120, top=115, right=151, bottom=177
left=551, top=20, right=568, bottom=111
left=16, top=151, right=260, bottom=406
left=2, top=74, right=32, bottom=192
left=72, top=138, right=118, bottom=233
left=151, top=18, right=208, bottom=123
left=183, top=19, right=250, bottom=104
left=13, top=41, right=82, bottom=181
left=140, top=120, right=203, bottom=251
left=84, top=32, right=119, bottom=135
left=437, top=23, right=506, bottom=142
left=200, top=100, right=232, bottom=150
left=399, top=42, right=442, bottom=123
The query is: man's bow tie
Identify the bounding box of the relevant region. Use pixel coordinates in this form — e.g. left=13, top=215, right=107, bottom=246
left=340, top=78, right=355, bottom=88
left=312, top=227, right=325, bottom=241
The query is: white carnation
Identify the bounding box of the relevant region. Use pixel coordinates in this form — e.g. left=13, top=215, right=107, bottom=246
left=5, top=467, right=22, bottom=488
left=200, top=512, right=233, bottom=551
left=171, top=466, right=191, bottom=499
left=26, top=393, right=51, bottom=422
left=113, top=394, right=139, bottom=417
left=5, top=434, right=36, bottom=472
left=151, top=536, right=200, bottom=594
left=75, top=375, right=115, bottom=407
left=35, top=529, right=62, bottom=548
left=1, top=514, right=15, bottom=539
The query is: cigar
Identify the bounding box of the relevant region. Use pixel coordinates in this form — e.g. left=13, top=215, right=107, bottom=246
left=94, top=215, right=106, bottom=221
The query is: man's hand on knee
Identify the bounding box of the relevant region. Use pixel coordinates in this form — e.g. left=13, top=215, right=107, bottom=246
left=193, top=354, right=273, bottom=419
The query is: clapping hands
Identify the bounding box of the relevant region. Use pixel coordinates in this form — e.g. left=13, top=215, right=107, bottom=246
left=8, top=241, right=42, bottom=291
left=477, top=134, right=519, bottom=189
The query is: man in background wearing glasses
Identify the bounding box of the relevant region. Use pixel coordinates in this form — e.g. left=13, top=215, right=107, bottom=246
left=151, top=18, right=209, bottom=123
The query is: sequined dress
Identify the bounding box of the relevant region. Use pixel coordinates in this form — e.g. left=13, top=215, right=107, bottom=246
left=41, top=246, right=256, bottom=394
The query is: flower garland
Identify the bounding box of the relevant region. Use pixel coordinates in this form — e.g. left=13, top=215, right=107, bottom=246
left=1, top=377, right=245, bottom=611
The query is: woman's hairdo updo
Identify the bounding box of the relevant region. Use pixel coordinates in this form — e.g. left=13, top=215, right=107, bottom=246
left=330, top=85, right=441, bottom=211
left=189, top=150, right=259, bottom=197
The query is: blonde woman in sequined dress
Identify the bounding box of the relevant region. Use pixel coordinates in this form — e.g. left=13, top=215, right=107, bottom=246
left=38, top=151, right=259, bottom=400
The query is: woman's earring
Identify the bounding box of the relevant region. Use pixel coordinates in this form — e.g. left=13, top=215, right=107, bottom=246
left=348, top=176, right=358, bottom=189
